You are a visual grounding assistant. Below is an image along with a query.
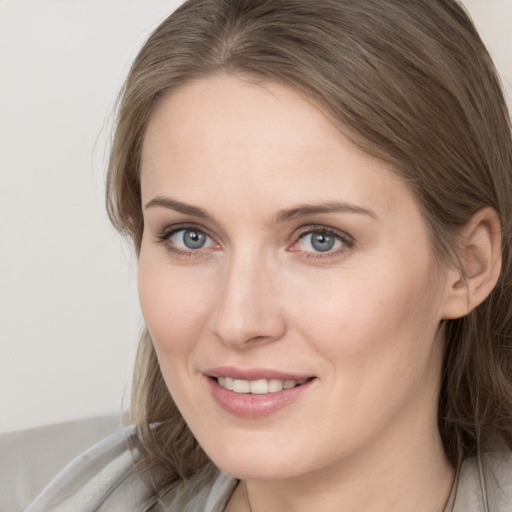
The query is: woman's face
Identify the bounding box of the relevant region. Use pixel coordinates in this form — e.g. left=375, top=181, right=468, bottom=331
left=138, top=75, right=452, bottom=481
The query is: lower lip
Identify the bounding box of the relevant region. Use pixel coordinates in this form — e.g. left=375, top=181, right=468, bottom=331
left=206, top=377, right=315, bottom=419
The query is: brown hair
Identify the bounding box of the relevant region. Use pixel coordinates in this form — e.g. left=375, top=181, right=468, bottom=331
left=106, top=0, right=512, bottom=489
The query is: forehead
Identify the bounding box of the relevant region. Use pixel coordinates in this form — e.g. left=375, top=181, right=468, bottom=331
left=145, top=75, right=338, bottom=150
left=140, top=75, right=419, bottom=225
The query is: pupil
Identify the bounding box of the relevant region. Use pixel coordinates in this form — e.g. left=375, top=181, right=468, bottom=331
left=311, top=233, right=334, bottom=252
left=183, top=230, right=206, bottom=249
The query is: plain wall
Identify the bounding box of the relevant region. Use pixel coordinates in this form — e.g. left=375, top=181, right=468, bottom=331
left=1, top=0, right=511, bottom=434
left=0, top=0, right=181, bottom=433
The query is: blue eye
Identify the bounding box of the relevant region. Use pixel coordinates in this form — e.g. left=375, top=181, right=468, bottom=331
left=297, top=230, right=345, bottom=253
left=167, top=228, right=216, bottom=251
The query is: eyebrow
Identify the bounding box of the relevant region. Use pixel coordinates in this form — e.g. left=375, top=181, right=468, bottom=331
left=144, top=196, right=377, bottom=223
left=273, top=202, right=377, bottom=223
left=145, top=197, right=210, bottom=219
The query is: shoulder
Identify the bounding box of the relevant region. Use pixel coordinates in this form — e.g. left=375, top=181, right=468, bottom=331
left=449, top=447, right=512, bottom=512
left=25, top=425, right=238, bottom=512
left=24, top=426, right=158, bottom=512
left=150, top=463, right=237, bottom=512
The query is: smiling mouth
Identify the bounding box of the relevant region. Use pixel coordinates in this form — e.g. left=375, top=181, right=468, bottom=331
left=215, top=377, right=312, bottom=395
left=207, top=373, right=316, bottom=417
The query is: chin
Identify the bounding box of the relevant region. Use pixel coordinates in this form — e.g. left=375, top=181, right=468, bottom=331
left=195, top=426, right=322, bottom=481
left=213, top=453, right=305, bottom=481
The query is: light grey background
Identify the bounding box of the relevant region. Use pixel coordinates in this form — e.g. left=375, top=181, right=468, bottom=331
left=0, top=0, right=181, bottom=433
left=0, top=0, right=511, bottom=434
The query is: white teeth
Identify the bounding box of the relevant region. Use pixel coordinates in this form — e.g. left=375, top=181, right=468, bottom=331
left=250, top=379, right=269, bottom=394
left=233, top=379, right=251, bottom=393
left=283, top=380, right=296, bottom=389
left=217, top=377, right=306, bottom=394
left=268, top=379, right=284, bottom=392
left=224, top=377, right=234, bottom=390
left=218, top=376, right=234, bottom=390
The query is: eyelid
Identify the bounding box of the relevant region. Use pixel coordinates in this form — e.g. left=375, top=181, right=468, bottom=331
left=158, top=222, right=212, bottom=239
left=155, top=222, right=353, bottom=258
left=289, top=224, right=354, bottom=257
left=156, top=223, right=220, bottom=253
left=296, top=224, right=353, bottom=243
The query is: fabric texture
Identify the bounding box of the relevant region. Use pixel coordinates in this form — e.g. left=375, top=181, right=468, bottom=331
left=24, top=427, right=156, bottom=512
left=445, top=447, right=512, bottom=512
left=0, top=414, right=121, bottom=512
left=25, top=427, right=512, bottom=511
left=23, top=427, right=236, bottom=512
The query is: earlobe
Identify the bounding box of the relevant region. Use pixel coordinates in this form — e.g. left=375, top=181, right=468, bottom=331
left=442, top=207, right=502, bottom=320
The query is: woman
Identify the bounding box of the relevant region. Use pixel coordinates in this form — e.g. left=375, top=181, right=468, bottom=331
left=27, top=0, right=512, bottom=511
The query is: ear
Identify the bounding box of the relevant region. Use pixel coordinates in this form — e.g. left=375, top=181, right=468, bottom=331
left=442, top=207, right=502, bottom=320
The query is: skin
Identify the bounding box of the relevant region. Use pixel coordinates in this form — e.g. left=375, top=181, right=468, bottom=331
left=138, top=75, right=460, bottom=511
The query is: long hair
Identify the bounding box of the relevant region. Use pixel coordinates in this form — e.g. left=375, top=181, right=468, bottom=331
left=106, top=0, right=512, bottom=489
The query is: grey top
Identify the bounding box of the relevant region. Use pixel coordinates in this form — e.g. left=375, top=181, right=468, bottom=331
left=25, top=427, right=512, bottom=512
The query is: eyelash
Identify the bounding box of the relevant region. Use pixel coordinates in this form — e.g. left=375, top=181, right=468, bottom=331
left=156, top=223, right=217, bottom=258
left=156, top=223, right=354, bottom=259
left=293, top=225, right=354, bottom=259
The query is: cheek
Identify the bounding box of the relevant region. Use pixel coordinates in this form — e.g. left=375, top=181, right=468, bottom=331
left=283, top=264, right=444, bottom=453
left=137, top=254, right=212, bottom=361
left=287, top=255, right=443, bottom=388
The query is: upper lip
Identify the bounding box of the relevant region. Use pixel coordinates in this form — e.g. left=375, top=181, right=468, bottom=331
left=204, top=366, right=314, bottom=381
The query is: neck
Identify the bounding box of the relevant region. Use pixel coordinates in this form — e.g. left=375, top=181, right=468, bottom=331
left=228, top=415, right=454, bottom=512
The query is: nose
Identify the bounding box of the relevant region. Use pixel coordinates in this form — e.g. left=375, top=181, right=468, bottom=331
left=208, top=249, right=286, bottom=349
